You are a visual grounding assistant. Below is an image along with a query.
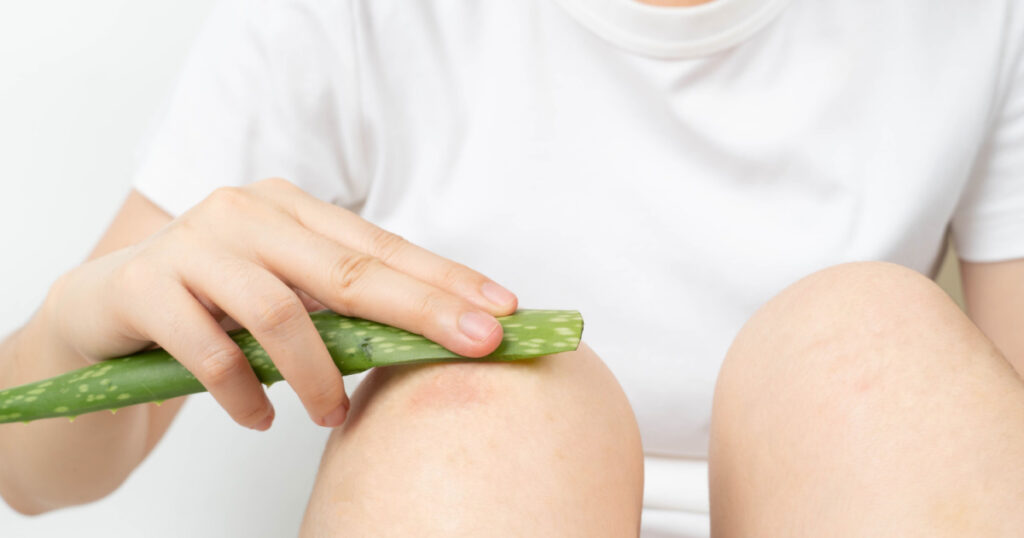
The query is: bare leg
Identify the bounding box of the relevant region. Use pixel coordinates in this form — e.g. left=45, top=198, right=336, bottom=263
left=710, top=262, right=1024, bottom=537
left=300, top=343, right=643, bottom=537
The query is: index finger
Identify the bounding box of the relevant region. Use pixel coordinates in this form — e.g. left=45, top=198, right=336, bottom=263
left=251, top=180, right=518, bottom=316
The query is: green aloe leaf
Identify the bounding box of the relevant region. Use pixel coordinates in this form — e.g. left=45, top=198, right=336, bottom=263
left=0, top=309, right=583, bottom=424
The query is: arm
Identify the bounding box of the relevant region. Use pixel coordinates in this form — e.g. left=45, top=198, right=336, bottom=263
left=959, top=258, right=1024, bottom=376
left=0, top=191, right=178, bottom=514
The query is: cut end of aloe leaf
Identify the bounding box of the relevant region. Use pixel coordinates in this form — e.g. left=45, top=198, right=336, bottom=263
left=484, top=309, right=584, bottom=359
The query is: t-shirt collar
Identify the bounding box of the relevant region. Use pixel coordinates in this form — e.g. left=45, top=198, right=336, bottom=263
left=551, top=0, right=792, bottom=59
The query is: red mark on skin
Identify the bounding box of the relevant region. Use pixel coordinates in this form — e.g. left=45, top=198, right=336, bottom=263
left=404, top=363, right=496, bottom=413
left=852, top=373, right=874, bottom=394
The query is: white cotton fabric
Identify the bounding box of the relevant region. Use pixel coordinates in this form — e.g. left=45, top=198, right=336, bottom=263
left=130, top=0, right=1024, bottom=536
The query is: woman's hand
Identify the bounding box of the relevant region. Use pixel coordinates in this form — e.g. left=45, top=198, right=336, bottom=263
left=47, top=178, right=518, bottom=430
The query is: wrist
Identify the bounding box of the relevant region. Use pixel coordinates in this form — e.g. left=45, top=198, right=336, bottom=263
left=15, top=272, right=91, bottom=382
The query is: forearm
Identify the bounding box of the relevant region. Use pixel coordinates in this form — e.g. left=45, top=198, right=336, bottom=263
left=960, top=259, right=1024, bottom=377
left=0, top=286, right=151, bottom=514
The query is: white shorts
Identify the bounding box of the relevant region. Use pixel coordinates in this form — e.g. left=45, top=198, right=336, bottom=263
left=641, top=455, right=711, bottom=538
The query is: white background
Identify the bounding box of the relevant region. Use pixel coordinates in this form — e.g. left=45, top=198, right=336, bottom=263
left=0, top=2, right=334, bottom=536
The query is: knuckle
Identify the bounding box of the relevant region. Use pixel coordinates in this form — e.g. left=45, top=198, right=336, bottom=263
left=49, top=270, right=73, bottom=303
left=251, top=294, right=305, bottom=335
left=118, top=256, right=157, bottom=294
left=173, top=212, right=202, bottom=237
left=303, top=379, right=347, bottom=412
left=329, top=254, right=378, bottom=293
left=438, top=263, right=471, bottom=291
left=197, top=345, right=248, bottom=388
left=234, top=402, right=272, bottom=428
left=414, top=290, right=449, bottom=320
left=204, top=186, right=251, bottom=213
left=253, top=177, right=297, bottom=192
left=222, top=258, right=261, bottom=288
left=366, top=227, right=408, bottom=264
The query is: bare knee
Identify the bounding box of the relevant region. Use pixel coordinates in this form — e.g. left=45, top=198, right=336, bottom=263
left=712, top=261, right=1002, bottom=438
left=709, top=261, right=1023, bottom=535
left=717, top=261, right=995, bottom=398
left=303, top=344, right=643, bottom=537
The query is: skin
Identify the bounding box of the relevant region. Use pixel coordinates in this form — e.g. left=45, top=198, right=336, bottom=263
left=0, top=181, right=517, bottom=514
left=960, top=258, right=1024, bottom=375
left=709, top=261, right=1024, bottom=536
left=300, top=344, right=644, bottom=537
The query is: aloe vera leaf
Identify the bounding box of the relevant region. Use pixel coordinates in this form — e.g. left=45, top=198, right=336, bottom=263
left=0, top=309, right=583, bottom=424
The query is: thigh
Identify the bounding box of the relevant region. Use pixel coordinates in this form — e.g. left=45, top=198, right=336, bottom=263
left=300, top=343, right=644, bottom=537
left=709, top=262, right=1024, bottom=537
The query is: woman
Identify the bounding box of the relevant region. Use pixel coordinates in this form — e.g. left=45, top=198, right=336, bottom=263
left=1, top=0, right=1022, bottom=536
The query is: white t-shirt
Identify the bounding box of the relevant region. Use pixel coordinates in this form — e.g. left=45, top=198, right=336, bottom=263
left=29, top=0, right=1024, bottom=536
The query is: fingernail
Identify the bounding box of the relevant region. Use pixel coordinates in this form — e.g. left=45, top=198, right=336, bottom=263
left=459, top=311, right=499, bottom=342
left=322, top=402, right=349, bottom=428
left=481, top=281, right=516, bottom=309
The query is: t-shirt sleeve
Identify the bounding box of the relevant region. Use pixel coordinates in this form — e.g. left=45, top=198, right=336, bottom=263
left=132, top=0, right=368, bottom=217
left=951, top=12, right=1024, bottom=263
